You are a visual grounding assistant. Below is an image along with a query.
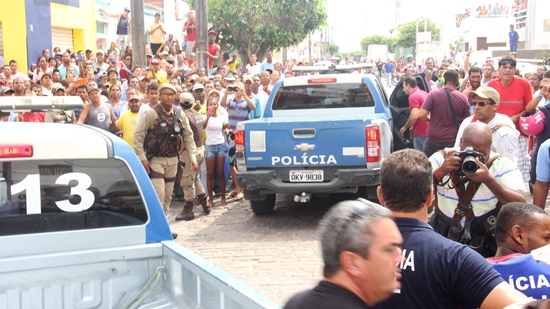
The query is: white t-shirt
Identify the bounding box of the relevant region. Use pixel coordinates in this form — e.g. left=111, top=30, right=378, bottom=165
left=138, top=103, right=152, bottom=122
left=454, top=113, right=519, bottom=164
left=205, top=115, right=227, bottom=146
left=246, top=63, right=261, bottom=75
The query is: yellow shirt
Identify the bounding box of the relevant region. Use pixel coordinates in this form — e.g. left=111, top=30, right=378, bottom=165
left=147, top=70, right=168, bottom=86
left=117, top=110, right=139, bottom=150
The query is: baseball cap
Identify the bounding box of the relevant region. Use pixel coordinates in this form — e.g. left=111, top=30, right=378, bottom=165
left=0, top=87, right=14, bottom=95
left=124, top=7, right=130, bottom=12
left=467, top=86, right=500, bottom=103
left=88, top=86, right=100, bottom=94
left=41, top=72, right=52, bottom=80
left=151, top=58, right=160, bottom=65
left=224, top=72, right=236, bottom=81
left=51, top=82, right=65, bottom=93
left=128, top=95, right=140, bottom=102
left=192, top=83, right=205, bottom=91
left=159, top=83, right=177, bottom=93
left=188, top=10, right=196, bottom=18
left=243, top=75, right=253, bottom=83
left=189, top=74, right=199, bottom=81
left=180, top=92, right=194, bottom=107
left=107, top=68, right=118, bottom=76
left=96, top=49, right=105, bottom=55
left=97, top=82, right=107, bottom=89
left=160, top=51, right=169, bottom=56
left=208, top=30, right=218, bottom=36
left=139, top=76, right=149, bottom=82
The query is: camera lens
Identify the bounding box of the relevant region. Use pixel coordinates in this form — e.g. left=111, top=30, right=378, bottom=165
left=462, top=156, right=479, bottom=175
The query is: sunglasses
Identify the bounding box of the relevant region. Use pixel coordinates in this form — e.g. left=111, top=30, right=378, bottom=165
left=499, top=60, right=515, bottom=67
left=470, top=101, right=495, bottom=107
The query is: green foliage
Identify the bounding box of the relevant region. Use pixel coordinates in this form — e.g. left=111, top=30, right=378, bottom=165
left=203, top=0, right=327, bottom=64
left=360, top=35, right=396, bottom=54
left=328, top=43, right=339, bottom=56
left=350, top=51, right=363, bottom=58
left=395, top=19, right=439, bottom=49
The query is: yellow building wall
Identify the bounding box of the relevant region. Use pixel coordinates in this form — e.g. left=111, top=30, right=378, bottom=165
left=0, top=0, right=28, bottom=73
left=50, top=2, right=96, bottom=52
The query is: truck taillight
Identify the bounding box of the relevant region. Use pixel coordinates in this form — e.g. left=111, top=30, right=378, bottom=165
left=365, top=126, right=380, bottom=162
left=235, top=131, right=245, bottom=146
left=0, top=145, right=33, bottom=158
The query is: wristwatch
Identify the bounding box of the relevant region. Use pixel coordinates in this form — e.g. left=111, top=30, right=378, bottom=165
left=538, top=94, right=544, bottom=101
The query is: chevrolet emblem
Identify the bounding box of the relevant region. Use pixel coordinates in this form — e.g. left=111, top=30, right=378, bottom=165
left=294, top=143, right=315, bottom=151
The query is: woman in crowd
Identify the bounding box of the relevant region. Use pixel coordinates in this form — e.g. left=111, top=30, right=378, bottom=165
left=203, top=96, right=231, bottom=207
left=108, top=84, right=123, bottom=119
left=33, top=56, right=51, bottom=84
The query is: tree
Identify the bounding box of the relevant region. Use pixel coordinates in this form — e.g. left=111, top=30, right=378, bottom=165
left=395, top=19, right=440, bottom=49
left=201, top=0, right=327, bottom=65
left=328, top=43, right=339, bottom=56
left=360, top=35, right=396, bottom=54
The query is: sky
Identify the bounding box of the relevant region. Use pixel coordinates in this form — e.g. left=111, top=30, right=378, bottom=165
left=325, top=0, right=497, bottom=52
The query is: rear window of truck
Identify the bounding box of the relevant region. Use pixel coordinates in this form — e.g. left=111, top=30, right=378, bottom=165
left=272, top=83, right=375, bottom=110
left=0, top=158, right=147, bottom=236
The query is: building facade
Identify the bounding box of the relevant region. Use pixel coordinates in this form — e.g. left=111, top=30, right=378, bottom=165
left=0, top=0, right=96, bottom=73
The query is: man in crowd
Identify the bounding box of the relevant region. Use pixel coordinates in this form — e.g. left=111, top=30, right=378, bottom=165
left=509, top=24, right=519, bottom=57
left=462, top=67, right=483, bottom=97
left=119, top=54, right=133, bottom=82
left=117, top=95, right=140, bottom=150
left=486, top=202, right=550, bottom=299
left=147, top=13, right=166, bottom=55
left=138, top=84, right=159, bottom=121
left=7, top=60, right=28, bottom=81
left=175, top=92, right=209, bottom=221
left=383, top=59, right=395, bottom=88
left=92, top=50, right=109, bottom=81
left=99, top=7, right=131, bottom=52
left=147, top=58, right=168, bottom=86
left=374, top=148, right=528, bottom=309
left=284, top=200, right=403, bottom=308
left=206, top=30, right=220, bottom=75
left=246, top=53, right=261, bottom=76
left=488, top=55, right=533, bottom=183
left=182, top=10, right=196, bottom=59
left=483, top=65, right=494, bottom=85
left=534, top=139, right=550, bottom=208
left=77, top=86, right=119, bottom=133
left=430, top=122, right=526, bottom=257
left=399, top=76, right=428, bottom=151
left=419, top=70, right=471, bottom=157
left=57, top=52, right=79, bottom=80
left=454, top=86, right=519, bottom=165
left=133, top=84, right=198, bottom=238
left=260, top=50, right=274, bottom=73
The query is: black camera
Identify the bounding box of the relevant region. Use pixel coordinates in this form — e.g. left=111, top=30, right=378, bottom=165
left=452, top=146, right=484, bottom=176
left=228, top=86, right=238, bottom=92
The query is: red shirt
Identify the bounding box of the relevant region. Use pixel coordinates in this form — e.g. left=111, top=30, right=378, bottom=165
left=22, top=112, right=44, bottom=122
left=409, top=87, right=429, bottom=137
left=185, top=21, right=196, bottom=42
left=207, top=43, right=219, bottom=69
left=488, top=76, right=532, bottom=134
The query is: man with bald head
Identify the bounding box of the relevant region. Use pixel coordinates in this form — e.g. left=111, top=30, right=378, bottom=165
left=429, top=122, right=526, bottom=257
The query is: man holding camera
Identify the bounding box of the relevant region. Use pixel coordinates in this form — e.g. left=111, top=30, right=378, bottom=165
left=429, top=122, right=526, bottom=257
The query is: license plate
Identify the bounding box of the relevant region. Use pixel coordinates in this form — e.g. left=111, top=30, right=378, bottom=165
left=289, top=170, right=324, bottom=182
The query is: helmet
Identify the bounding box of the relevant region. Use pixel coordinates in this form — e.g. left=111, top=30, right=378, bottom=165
left=519, top=110, right=546, bottom=135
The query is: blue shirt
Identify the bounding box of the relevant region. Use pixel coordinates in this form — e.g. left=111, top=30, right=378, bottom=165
left=260, top=61, right=274, bottom=73
left=537, top=139, right=550, bottom=182
left=383, top=62, right=395, bottom=74
left=509, top=30, right=519, bottom=46
left=490, top=253, right=550, bottom=299
left=249, top=96, right=262, bottom=119
left=374, top=218, right=503, bottom=309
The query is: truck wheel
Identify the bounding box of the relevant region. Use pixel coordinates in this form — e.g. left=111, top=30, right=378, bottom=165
left=250, top=194, right=276, bottom=215
left=359, top=186, right=380, bottom=203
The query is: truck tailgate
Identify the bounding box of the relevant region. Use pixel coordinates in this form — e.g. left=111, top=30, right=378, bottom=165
left=244, top=119, right=371, bottom=168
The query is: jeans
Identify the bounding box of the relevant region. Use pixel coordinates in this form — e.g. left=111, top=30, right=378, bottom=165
left=413, top=135, right=427, bottom=152
left=386, top=73, right=392, bottom=87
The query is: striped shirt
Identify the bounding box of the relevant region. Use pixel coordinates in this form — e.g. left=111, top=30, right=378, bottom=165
left=430, top=149, right=525, bottom=218
left=227, top=97, right=249, bottom=131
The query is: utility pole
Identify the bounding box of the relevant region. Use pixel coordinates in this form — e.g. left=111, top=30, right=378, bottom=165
left=130, top=1, right=146, bottom=68
left=196, top=0, right=208, bottom=74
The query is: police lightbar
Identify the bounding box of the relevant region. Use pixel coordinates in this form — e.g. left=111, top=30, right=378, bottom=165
left=291, top=64, right=373, bottom=74
left=0, top=96, right=84, bottom=112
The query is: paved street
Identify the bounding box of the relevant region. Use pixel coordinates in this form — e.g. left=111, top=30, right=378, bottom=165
left=169, top=192, right=359, bottom=306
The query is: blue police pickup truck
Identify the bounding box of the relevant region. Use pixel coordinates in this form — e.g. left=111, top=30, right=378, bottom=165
left=235, top=65, right=400, bottom=215
left=0, top=97, right=280, bottom=309
left=235, top=66, right=430, bottom=215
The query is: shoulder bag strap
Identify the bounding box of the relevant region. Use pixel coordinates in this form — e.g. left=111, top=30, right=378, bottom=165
left=450, top=154, right=503, bottom=221
left=444, top=88, right=460, bottom=131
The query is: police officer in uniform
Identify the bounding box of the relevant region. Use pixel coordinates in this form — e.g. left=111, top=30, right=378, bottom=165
left=175, top=92, right=209, bottom=221
left=134, top=84, right=198, bottom=234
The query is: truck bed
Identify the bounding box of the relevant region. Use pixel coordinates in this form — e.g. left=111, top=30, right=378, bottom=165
left=0, top=242, right=279, bottom=309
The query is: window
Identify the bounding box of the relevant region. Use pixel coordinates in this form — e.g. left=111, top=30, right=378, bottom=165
left=272, top=83, right=376, bottom=110
left=0, top=159, right=147, bottom=236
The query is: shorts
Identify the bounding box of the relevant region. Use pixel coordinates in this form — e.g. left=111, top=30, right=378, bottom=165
left=510, top=45, right=517, bottom=53
left=206, top=143, right=225, bottom=158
